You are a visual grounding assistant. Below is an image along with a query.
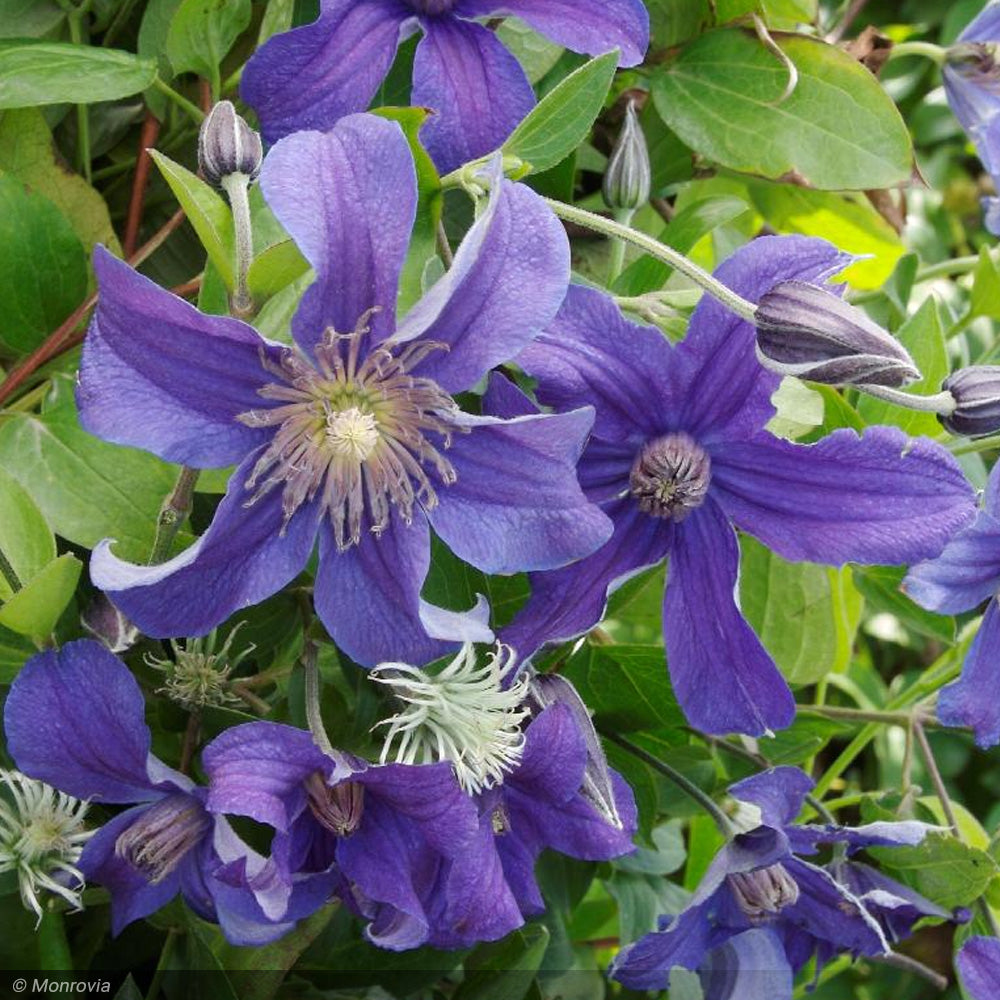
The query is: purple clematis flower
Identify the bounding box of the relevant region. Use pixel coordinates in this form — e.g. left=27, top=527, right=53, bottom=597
left=943, top=3, right=1000, bottom=234
left=241, top=0, right=649, bottom=173
left=610, top=766, right=944, bottom=996
left=2, top=640, right=311, bottom=944
left=905, top=462, right=1000, bottom=747
left=957, top=936, right=1000, bottom=999
left=77, top=113, right=611, bottom=667
left=501, top=235, right=976, bottom=737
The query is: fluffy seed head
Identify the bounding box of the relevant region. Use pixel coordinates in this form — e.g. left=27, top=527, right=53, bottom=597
left=146, top=625, right=253, bottom=711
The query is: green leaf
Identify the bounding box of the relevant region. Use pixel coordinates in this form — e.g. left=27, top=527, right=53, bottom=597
left=503, top=50, right=618, bottom=175
left=747, top=182, right=905, bottom=289
left=0, top=553, right=81, bottom=639
left=0, top=107, right=121, bottom=257
left=497, top=18, right=564, bottom=84
left=0, top=42, right=157, bottom=107
left=0, top=0, right=65, bottom=39
left=165, top=0, right=251, bottom=84
left=112, top=976, right=143, bottom=1000
left=0, top=624, right=36, bottom=683
left=0, top=175, right=87, bottom=356
left=562, top=643, right=685, bottom=733
left=766, top=712, right=852, bottom=764
left=852, top=565, right=956, bottom=643
left=454, top=925, right=550, bottom=1000
left=0, top=379, right=192, bottom=562
left=606, top=870, right=689, bottom=943
left=869, top=832, right=999, bottom=909
left=968, top=246, right=1000, bottom=319
left=246, top=240, right=309, bottom=301
left=739, top=535, right=861, bottom=686
left=651, top=29, right=912, bottom=190
left=0, top=465, right=55, bottom=601
left=149, top=149, right=234, bottom=287
left=615, top=820, right=686, bottom=876
left=647, top=0, right=713, bottom=47
left=857, top=297, right=948, bottom=436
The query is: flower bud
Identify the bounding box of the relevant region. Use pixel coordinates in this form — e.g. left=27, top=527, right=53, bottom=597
left=754, top=280, right=920, bottom=387
left=939, top=366, right=1000, bottom=437
left=198, top=101, right=263, bottom=188
left=602, top=100, right=651, bottom=212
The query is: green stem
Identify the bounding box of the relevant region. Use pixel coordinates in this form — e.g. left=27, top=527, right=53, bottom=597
left=221, top=173, right=254, bottom=316
left=543, top=198, right=759, bottom=323
left=952, top=432, right=1000, bottom=455
left=66, top=10, right=91, bottom=183
left=0, top=545, right=22, bottom=595
left=149, top=466, right=200, bottom=565
left=152, top=78, right=206, bottom=124
left=146, top=927, right=180, bottom=1000
left=604, top=732, right=737, bottom=837
left=801, top=703, right=934, bottom=727
left=607, top=208, right=635, bottom=285
left=855, top=384, right=956, bottom=415
left=887, top=40, right=948, bottom=64
left=303, top=642, right=336, bottom=758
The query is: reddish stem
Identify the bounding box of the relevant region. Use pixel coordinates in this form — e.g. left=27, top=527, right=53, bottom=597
left=122, top=113, right=162, bottom=258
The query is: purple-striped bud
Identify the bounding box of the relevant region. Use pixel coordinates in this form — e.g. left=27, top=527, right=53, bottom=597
left=198, top=101, right=262, bottom=188
left=940, top=366, right=1000, bottom=437
left=754, top=280, right=920, bottom=387
left=602, top=100, right=651, bottom=212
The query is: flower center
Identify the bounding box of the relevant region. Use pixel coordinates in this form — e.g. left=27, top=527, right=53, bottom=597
left=727, top=863, right=800, bottom=922
left=114, top=794, right=210, bottom=884
left=371, top=643, right=530, bottom=796
left=629, top=433, right=712, bottom=521
left=304, top=774, right=365, bottom=836
left=0, top=770, right=92, bottom=922
left=237, top=309, right=461, bottom=550
left=409, top=0, right=456, bottom=14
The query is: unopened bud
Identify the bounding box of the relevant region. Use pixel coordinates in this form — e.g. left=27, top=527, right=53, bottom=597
left=754, top=280, right=920, bottom=387
left=198, top=101, right=262, bottom=188
left=939, top=366, right=1000, bottom=437
left=81, top=593, right=138, bottom=654
left=602, top=100, right=651, bottom=212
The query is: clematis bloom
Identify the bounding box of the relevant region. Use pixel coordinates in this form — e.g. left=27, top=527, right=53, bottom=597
left=956, top=936, right=1000, bottom=1000
left=611, top=767, right=947, bottom=996
left=77, top=113, right=611, bottom=667
left=241, top=0, right=649, bottom=173
left=502, top=235, right=976, bottom=737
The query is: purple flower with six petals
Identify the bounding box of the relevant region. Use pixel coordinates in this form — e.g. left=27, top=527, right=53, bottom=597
left=241, top=0, right=649, bottom=173
left=905, top=461, right=1000, bottom=746
left=610, top=766, right=946, bottom=996
left=502, top=235, right=976, bottom=737
left=77, top=114, right=611, bottom=667
left=3, top=640, right=307, bottom=944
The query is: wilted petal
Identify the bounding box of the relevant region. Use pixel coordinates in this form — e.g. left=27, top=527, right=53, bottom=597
left=90, top=454, right=321, bottom=639
left=938, top=599, right=1000, bottom=747
left=394, top=167, right=569, bottom=393
left=664, top=500, right=795, bottom=737
left=711, top=426, right=976, bottom=566
left=412, top=18, right=536, bottom=173
left=78, top=247, right=277, bottom=469
left=429, top=408, right=612, bottom=574
left=457, top=0, right=649, bottom=66
left=241, top=0, right=413, bottom=144
left=5, top=640, right=171, bottom=803
left=258, top=116, right=417, bottom=353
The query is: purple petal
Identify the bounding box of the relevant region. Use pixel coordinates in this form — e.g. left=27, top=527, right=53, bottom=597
left=395, top=169, right=569, bottom=393
left=314, top=513, right=491, bottom=667
left=789, top=819, right=936, bottom=857
left=412, top=18, right=536, bottom=174
left=482, top=371, right=538, bottom=419
left=904, top=511, right=1000, bottom=614
left=241, top=1, right=413, bottom=144
left=457, top=0, right=649, bottom=66
left=501, top=498, right=672, bottom=660
left=258, top=116, right=416, bottom=353
left=202, top=721, right=330, bottom=831
left=957, top=936, right=1000, bottom=1000
left=5, top=640, right=165, bottom=803
left=699, top=928, right=793, bottom=1000
left=79, top=806, right=182, bottom=935
left=515, top=703, right=587, bottom=803
left=711, top=426, right=977, bottom=566
left=781, top=858, right=888, bottom=956
left=77, top=247, right=276, bottom=468
left=938, top=599, right=1000, bottom=747
left=517, top=284, right=682, bottom=443
left=664, top=499, right=795, bottom=737
left=90, top=454, right=321, bottom=639
left=428, top=408, right=613, bottom=574
left=677, top=236, right=853, bottom=444
left=728, top=767, right=813, bottom=829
